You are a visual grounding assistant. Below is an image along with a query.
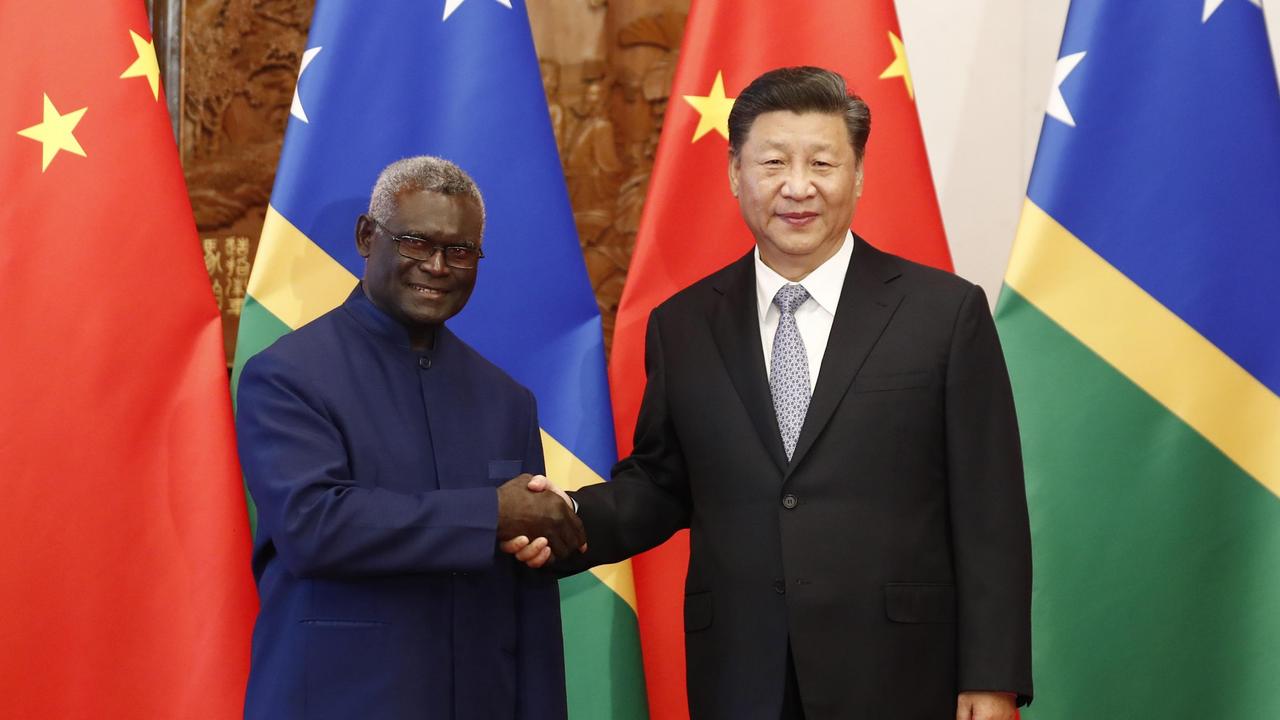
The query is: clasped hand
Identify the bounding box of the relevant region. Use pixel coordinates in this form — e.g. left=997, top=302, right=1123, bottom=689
left=496, top=474, right=584, bottom=567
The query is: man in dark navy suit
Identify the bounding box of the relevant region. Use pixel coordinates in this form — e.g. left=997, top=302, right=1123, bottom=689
left=236, top=156, right=584, bottom=720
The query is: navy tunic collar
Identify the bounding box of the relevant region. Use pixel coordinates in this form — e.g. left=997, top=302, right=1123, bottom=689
left=341, top=283, right=456, bottom=353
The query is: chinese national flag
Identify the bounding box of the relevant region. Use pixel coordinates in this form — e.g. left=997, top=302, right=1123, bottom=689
left=611, top=1, right=951, bottom=717
left=0, top=2, right=257, bottom=718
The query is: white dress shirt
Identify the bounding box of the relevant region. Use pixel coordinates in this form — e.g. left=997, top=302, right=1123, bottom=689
left=755, top=231, right=853, bottom=393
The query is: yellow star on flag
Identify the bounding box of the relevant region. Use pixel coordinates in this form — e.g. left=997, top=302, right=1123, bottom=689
left=683, top=71, right=736, bottom=143
left=17, top=94, right=88, bottom=172
left=120, top=29, right=161, bottom=100
left=879, top=31, right=914, bottom=100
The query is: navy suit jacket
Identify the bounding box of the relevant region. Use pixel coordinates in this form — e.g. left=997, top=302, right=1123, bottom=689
left=237, top=287, right=566, bottom=720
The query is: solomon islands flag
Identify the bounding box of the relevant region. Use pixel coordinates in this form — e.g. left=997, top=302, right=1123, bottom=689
left=995, top=1, right=1280, bottom=717
left=232, top=1, right=647, bottom=716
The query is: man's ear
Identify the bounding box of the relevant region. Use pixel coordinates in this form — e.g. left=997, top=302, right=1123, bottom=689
left=728, top=153, right=741, bottom=198
left=355, top=214, right=374, bottom=258
left=854, top=162, right=865, bottom=197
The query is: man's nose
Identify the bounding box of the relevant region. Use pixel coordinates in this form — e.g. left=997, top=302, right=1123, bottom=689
left=780, top=167, right=817, bottom=199
left=418, top=248, right=449, bottom=274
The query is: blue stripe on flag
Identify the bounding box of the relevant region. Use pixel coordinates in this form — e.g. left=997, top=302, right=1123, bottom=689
left=1026, top=0, right=1280, bottom=394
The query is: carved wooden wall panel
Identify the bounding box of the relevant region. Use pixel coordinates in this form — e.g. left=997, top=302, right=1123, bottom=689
left=180, top=0, right=313, bottom=365
left=178, top=0, right=688, bottom=363
left=528, top=0, right=688, bottom=353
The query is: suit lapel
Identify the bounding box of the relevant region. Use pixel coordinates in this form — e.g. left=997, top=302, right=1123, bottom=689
left=786, top=238, right=904, bottom=476
left=710, top=252, right=789, bottom=474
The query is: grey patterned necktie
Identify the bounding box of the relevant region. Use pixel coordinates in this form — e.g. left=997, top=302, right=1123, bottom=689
left=770, top=283, right=811, bottom=460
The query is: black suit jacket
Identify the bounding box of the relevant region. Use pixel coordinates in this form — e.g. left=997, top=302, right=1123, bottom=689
left=571, top=238, right=1032, bottom=719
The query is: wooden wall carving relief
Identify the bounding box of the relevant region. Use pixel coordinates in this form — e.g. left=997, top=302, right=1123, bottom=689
left=529, top=1, right=687, bottom=353
left=180, top=0, right=313, bottom=364
left=177, top=0, right=688, bottom=363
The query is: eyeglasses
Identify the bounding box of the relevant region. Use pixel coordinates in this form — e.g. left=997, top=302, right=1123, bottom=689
left=368, top=217, right=485, bottom=270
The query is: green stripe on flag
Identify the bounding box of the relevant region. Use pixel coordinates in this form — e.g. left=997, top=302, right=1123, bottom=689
left=231, top=294, right=292, bottom=537
left=559, top=572, right=648, bottom=719
left=232, top=294, right=294, bottom=401
left=997, top=288, right=1280, bottom=718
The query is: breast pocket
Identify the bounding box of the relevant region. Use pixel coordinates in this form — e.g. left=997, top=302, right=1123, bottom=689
left=853, top=371, right=933, bottom=393
left=488, top=460, right=524, bottom=483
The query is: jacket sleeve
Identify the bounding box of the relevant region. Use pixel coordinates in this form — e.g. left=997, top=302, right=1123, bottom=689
left=565, top=309, right=692, bottom=571
left=945, top=284, right=1035, bottom=705
left=237, top=351, right=499, bottom=578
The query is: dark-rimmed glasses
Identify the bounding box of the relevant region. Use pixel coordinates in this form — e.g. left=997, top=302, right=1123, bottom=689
left=368, top=217, right=485, bottom=270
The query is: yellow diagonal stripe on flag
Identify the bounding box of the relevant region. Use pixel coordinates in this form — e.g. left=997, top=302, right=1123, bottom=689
left=1005, top=199, right=1280, bottom=497
left=249, top=205, right=357, bottom=329
left=541, top=429, right=639, bottom=613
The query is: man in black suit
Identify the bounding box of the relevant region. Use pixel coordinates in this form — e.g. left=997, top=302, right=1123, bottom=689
left=510, top=66, right=1032, bottom=720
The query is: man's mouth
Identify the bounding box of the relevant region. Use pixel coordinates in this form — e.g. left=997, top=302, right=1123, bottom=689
left=408, top=283, right=447, bottom=298
left=778, top=211, right=818, bottom=227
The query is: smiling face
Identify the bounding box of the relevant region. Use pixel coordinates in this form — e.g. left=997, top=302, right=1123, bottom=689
left=355, top=188, right=483, bottom=347
left=728, top=110, right=862, bottom=280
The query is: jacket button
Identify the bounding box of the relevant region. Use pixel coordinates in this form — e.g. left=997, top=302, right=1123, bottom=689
left=773, top=580, right=786, bottom=594
left=418, top=356, right=431, bottom=369
left=782, top=494, right=798, bottom=509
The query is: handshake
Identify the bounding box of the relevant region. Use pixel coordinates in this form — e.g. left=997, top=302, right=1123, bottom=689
left=496, top=474, right=585, bottom=568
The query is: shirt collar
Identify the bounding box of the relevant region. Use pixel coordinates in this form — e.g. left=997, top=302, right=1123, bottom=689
left=754, top=230, right=854, bottom=323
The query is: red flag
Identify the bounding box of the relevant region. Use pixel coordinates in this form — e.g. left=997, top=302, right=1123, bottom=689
left=0, top=3, right=257, bottom=717
left=610, top=2, right=951, bottom=717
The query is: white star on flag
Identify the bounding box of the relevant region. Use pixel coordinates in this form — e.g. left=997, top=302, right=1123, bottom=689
left=1203, top=0, right=1263, bottom=23
left=1047, top=51, right=1086, bottom=127
left=442, top=0, right=512, bottom=22
left=290, top=47, right=323, bottom=123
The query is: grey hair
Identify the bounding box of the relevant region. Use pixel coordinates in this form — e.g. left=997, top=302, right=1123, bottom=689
left=727, top=66, right=871, bottom=162
left=367, top=155, right=486, bottom=228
